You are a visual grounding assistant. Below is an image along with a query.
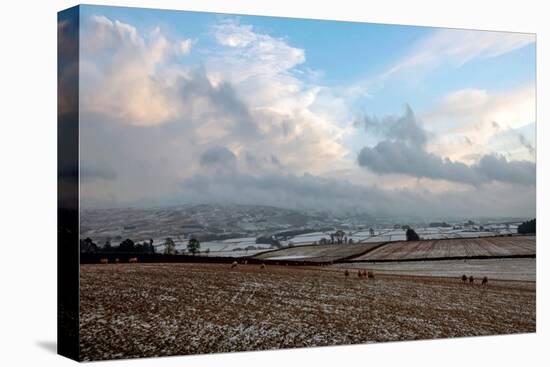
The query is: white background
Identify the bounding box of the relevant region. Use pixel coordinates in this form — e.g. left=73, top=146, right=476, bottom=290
left=0, top=0, right=547, bottom=365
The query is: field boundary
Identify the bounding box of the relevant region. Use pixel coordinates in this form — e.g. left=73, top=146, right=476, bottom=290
left=250, top=240, right=386, bottom=258
left=80, top=253, right=331, bottom=266
left=80, top=236, right=535, bottom=265
left=340, top=253, right=536, bottom=263
left=335, top=241, right=391, bottom=262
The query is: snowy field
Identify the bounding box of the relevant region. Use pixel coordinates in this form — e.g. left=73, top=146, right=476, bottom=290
left=254, top=242, right=384, bottom=263
left=353, top=236, right=535, bottom=261
left=284, top=229, right=393, bottom=244
left=252, top=236, right=534, bottom=264
left=147, top=228, right=527, bottom=259
left=80, top=263, right=535, bottom=361
left=334, top=258, right=536, bottom=282
left=153, top=236, right=273, bottom=257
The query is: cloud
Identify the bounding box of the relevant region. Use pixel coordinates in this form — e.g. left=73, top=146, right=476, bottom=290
left=422, top=85, right=535, bottom=162
left=200, top=146, right=237, bottom=167
left=517, top=133, right=535, bottom=157
left=181, top=171, right=400, bottom=214
left=358, top=141, right=534, bottom=186
left=77, top=15, right=535, bottom=219
left=85, top=15, right=142, bottom=51
left=213, top=20, right=258, bottom=48
left=381, top=29, right=534, bottom=79
left=180, top=170, right=535, bottom=218
left=210, top=19, right=305, bottom=80
left=204, top=18, right=348, bottom=174
left=172, top=69, right=259, bottom=140
left=80, top=16, right=347, bottom=172
left=243, top=151, right=283, bottom=171
left=359, top=141, right=478, bottom=184
left=79, top=16, right=351, bottom=208
left=476, top=154, right=535, bottom=185
left=355, top=104, right=427, bottom=146
left=177, top=38, right=193, bottom=55
left=80, top=15, right=193, bottom=126
left=426, top=86, right=534, bottom=132
left=356, top=106, right=535, bottom=186
left=80, top=165, right=117, bottom=182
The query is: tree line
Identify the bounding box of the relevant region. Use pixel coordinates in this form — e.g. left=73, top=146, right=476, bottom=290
left=518, top=218, right=536, bottom=234
left=80, top=237, right=202, bottom=255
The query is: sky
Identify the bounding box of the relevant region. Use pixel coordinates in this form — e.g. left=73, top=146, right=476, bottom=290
left=69, top=5, right=536, bottom=219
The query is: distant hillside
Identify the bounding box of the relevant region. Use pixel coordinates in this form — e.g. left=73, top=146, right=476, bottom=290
left=80, top=204, right=330, bottom=243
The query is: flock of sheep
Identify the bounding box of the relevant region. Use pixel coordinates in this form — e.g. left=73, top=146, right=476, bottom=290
left=461, top=274, right=489, bottom=285
left=343, top=269, right=375, bottom=279
left=341, top=268, right=490, bottom=286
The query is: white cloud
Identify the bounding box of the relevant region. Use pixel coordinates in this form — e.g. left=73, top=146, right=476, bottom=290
left=381, top=28, right=534, bottom=79
left=205, top=19, right=349, bottom=175
left=177, top=38, right=193, bottom=55
left=80, top=16, right=352, bottom=206
left=81, top=15, right=183, bottom=126
left=213, top=20, right=257, bottom=48
left=84, top=15, right=143, bottom=52
left=207, top=19, right=305, bottom=90
left=422, top=84, right=535, bottom=163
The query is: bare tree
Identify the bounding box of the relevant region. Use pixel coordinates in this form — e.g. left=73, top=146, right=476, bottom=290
left=334, top=230, right=345, bottom=244
left=187, top=238, right=200, bottom=256
left=163, top=237, right=176, bottom=255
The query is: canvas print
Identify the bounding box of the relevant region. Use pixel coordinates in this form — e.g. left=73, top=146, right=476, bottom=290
left=58, top=4, right=536, bottom=362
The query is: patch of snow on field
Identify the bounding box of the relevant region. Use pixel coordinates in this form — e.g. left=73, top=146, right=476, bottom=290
left=263, top=255, right=311, bottom=260
left=336, top=258, right=535, bottom=282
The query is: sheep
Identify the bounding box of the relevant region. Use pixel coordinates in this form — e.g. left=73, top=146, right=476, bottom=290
left=128, top=257, right=138, bottom=263
left=482, top=276, right=488, bottom=286
left=461, top=274, right=467, bottom=283
left=367, top=271, right=375, bottom=279
left=231, top=261, right=238, bottom=269
left=99, top=258, right=108, bottom=264
left=260, top=263, right=266, bottom=269
left=244, top=260, right=248, bottom=265
left=469, top=275, right=474, bottom=284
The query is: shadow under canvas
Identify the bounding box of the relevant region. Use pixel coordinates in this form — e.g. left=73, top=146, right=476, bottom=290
left=36, top=340, right=57, bottom=354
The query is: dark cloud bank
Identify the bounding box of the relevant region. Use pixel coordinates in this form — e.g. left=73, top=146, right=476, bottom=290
left=180, top=170, right=535, bottom=219
left=356, top=105, right=535, bottom=186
